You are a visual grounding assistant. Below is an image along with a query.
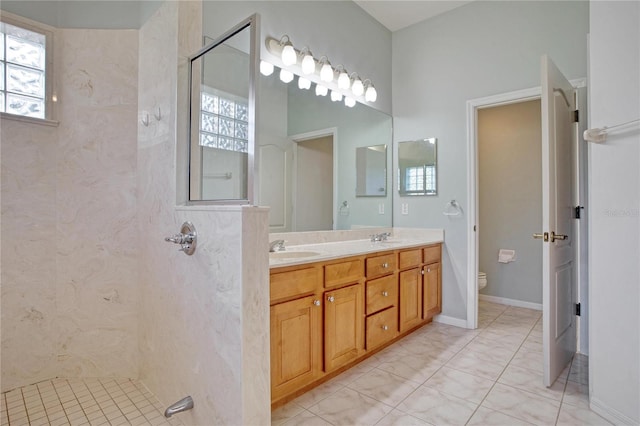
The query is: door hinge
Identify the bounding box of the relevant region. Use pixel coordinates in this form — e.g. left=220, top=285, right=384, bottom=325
left=573, top=110, right=579, bottom=123
left=575, top=303, right=581, bottom=316
left=574, top=206, right=584, bottom=219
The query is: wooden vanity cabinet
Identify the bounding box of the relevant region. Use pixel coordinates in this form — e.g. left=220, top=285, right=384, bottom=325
left=269, top=243, right=442, bottom=407
left=324, top=283, right=364, bottom=371
left=270, top=266, right=323, bottom=402
left=270, top=294, right=323, bottom=401
left=422, top=245, right=442, bottom=320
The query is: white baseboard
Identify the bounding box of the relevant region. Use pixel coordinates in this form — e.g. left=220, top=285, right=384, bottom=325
left=479, top=294, right=542, bottom=311
left=433, top=314, right=468, bottom=328
left=590, top=396, right=639, bottom=426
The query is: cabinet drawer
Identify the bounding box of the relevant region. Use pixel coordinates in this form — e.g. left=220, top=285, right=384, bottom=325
left=366, top=274, right=397, bottom=315
left=366, top=253, right=396, bottom=278
left=423, top=245, right=441, bottom=264
left=324, top=258, right=363, bottom=288
left=366, top=306, right=398, bottom=350
left=270, top=267, right=320, bottom=303
left=398, top=248, right=422, bottom=270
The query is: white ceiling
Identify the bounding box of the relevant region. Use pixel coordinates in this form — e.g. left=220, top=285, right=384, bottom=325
left=354, top=0, right=475, bottom=32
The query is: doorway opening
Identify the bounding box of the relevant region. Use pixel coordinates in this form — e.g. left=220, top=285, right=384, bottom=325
left=291, top=128, right=338, bottom=231
left=466, top=81, right=588, bottom=356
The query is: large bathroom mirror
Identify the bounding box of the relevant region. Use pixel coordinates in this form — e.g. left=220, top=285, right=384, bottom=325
left=356, top=145, right=387, bottom=197
left=398, top=138, right=438, bottom=196
left=188, top=15, right=258, bottom=204
left=256, top=64, right=393, bottom=232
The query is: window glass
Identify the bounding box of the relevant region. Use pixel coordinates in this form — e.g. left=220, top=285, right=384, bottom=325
left=199, top=87, right=248, bottom=154
left=1, top=21, right=47, bottom=119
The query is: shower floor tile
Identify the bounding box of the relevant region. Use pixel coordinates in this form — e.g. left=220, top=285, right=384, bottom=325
left=1, top=378, right=183, bottom=426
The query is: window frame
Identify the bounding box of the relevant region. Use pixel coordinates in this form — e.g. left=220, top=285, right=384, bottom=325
left=0, top=11, right=56, bottom=125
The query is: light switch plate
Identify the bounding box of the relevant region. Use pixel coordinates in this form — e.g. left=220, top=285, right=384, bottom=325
left=401, top=203, right=409, bottom=215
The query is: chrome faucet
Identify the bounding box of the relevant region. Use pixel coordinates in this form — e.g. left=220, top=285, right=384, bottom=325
left=370, top=232, right=391, bottom=242
left=164, top=396, right=194, bottom=418
left=269, top=239, right=286, bottom=252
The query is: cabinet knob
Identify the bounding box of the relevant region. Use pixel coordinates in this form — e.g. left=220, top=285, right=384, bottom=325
left=427, top=268, right=431, bottom=272
left=313, top=300, right=320, bottom=306
left=421, top=270, right=425, bottom=275
left=327, top=296, right=335, bottom=303
left=382, top=325, right=389, bottom=331
left=382, top=262, right=389, bottom=268
left=382, top=291, right=388, bottom=297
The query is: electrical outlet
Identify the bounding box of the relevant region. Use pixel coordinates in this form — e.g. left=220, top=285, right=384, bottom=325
left=378, top=204, right=385, bottom=214
left=401, top=203, right=409, bottom=215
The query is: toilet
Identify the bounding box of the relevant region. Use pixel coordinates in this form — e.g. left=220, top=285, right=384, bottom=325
left=478, top=272, right=487, bottom=291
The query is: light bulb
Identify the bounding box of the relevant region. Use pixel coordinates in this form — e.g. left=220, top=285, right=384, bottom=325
left=260, top=61, right=274, bottom=76
left=344, top=97, right=356, bottom=107
left=315, top=84, right=328, bottom=96
left=281, top=43, right=296, bottom=66
left=352, top=78, right=364, bottom=97
left=330, top=90, right=343, bottom=102
left=365, top=85, right=377, bottom=102
left=338, top=71, right=350, bottom=89
left=320, top=62, right=333, bottom=82
left=279, top=69, right=294, bottom=83
left=301, top=54, right=315, bottom=75
left=298, top=77, right=311, bottom=90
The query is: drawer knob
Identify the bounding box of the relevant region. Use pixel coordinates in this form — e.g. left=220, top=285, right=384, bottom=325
left=327, top=296, right=335, bottom=303
left=382, top=262, right=389, bottom=268
left=313, top=300, right=321, bottom=306
left=382, top=325, right=389, bottom=331
left=382, top=291, right=388, bottom=297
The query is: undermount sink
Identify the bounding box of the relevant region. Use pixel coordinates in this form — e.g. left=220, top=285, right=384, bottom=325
left=269, top=251, right=321, bottom=259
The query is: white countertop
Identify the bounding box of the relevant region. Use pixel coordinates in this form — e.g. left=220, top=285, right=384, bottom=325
left=269, top=232, right=443, bottom=269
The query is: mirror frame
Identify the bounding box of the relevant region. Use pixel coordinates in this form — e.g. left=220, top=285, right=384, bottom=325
left=187, top=14, right=259, bottom=205
left=397, top=137, right=438, bottom=196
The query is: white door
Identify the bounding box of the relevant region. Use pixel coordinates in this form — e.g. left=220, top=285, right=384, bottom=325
left=540, top=55, right=577, bottom=387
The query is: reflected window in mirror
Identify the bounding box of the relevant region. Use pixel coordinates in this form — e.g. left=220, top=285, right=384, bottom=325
left=398, top=138, right=437, bottom=196
left=188, top=15, right=258, bottom=204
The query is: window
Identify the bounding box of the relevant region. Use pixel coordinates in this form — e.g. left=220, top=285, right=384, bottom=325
left=405, top=165, right=436, bottom=194
left=0, top=19, right=48, bottom=119
left=199, top=87, right=249, bottom=153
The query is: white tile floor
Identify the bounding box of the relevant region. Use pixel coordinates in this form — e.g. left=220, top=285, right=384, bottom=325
left=1, top=302, right=610, bottom=426
left=0, top=377, right=183, bottom=426
left=272, top=301, right=611, bottom=426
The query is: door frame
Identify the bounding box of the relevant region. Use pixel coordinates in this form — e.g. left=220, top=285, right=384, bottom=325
left=465, top=79, right=586, bottom=330
left=290, top=127, right=338, bottom=231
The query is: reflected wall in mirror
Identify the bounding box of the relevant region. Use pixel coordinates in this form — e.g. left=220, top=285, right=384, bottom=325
left=398, top=138, right=437, bottom=196
left=356, top=145, right=387, bottom=197
left=188, top=16, right=257, bottom=203
left=257, top=64, right=393, bottom=232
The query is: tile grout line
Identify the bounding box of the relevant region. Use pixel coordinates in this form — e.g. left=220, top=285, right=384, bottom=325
left=462, top=307, right=542, bottom=425
left=35, top=380, right=52, bottom=425
left=80, top=378, right=111, bottom=425
left=50, top=379, right=73, bottom=425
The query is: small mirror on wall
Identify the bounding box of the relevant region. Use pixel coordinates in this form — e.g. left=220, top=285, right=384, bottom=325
left=188, top=15, right=258, bottom=204
left=398, top=138, right=437, bottom=196
left=356, top=144, right=387, bottom=197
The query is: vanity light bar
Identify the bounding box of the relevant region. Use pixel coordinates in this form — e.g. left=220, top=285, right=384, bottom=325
left=264, top=35, right=377, bottom=104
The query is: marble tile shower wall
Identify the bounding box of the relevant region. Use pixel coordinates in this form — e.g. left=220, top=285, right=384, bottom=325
left=1, top=29, right=139, bottom=391
left=137, top=2, right=270, bottom=424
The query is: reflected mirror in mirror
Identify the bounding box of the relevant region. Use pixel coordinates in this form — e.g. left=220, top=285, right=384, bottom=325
left=356, top=145, right=387, bottom=197
left=189, top=17, right=256, bottom=203
left=256, top=63, right=393, bottom=232
left=398, top=138, right=437, bottom=196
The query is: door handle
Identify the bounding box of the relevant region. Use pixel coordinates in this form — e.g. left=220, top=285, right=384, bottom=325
left=533, top=232, right=549, bottom=242
left=550, top=232, right=568, bottom=242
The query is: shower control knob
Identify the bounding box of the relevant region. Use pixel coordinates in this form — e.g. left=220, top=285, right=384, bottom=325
left=164, top=222, right=197, bottom=255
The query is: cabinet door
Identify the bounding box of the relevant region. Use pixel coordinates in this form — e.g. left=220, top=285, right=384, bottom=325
left=324, top=284, right=364, bottom=372
left=399, top=268, right=423, bottom=332
left=423, top=262, right=442, bottom=320
left=271, top=295, right=323, bottom=400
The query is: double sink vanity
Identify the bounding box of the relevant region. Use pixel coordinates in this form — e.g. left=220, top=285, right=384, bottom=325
left=268, top=228, right=444, bottom=407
